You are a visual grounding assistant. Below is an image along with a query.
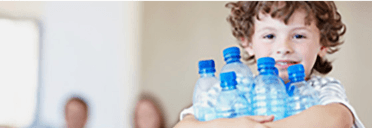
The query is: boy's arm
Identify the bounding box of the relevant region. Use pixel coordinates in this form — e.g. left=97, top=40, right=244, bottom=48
left=174, top=114, right=274, bottom=128
left=264, top=103, right=354, bottom=128
left=174, top=103, right=353, bottom=128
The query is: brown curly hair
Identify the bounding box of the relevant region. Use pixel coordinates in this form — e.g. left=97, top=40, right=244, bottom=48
left=226, top=1, right=346, bottom=74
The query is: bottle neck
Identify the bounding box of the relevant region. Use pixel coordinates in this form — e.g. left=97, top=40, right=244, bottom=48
left=288, top=81, right=307, bottom=95
left=221, top=85, right=237, bottom=91
left=258, top=67, right=276, bottom=75
left=200, top=72, right=215, bottom=78
left=225, top=57, right=241, bottom=64
left=289, top=77, right=305, bottom=83
left=220, top=80, right=237, bottom=91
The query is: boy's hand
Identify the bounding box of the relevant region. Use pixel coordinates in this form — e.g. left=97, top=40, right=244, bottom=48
left=242, top=115, right=275, bottom=123
left=228, top=115, right=274, bottom=128
left=174, top=115, right=274, bottom=128
left=212, top=115, right=274, bottom=128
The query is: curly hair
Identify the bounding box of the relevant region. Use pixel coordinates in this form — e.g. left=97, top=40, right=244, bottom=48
left=226, top=1, right=346, bottom=74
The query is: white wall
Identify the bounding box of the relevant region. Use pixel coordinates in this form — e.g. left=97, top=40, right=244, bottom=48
left=331, top=2, right=372, bottom=127
left=40, top=2, right=141, bottom=128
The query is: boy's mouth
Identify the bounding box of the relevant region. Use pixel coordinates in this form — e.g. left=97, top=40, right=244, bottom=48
left=275, top=60, right=299, bottom=70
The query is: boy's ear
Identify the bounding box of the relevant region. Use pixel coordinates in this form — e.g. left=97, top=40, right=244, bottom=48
left=241, top=37, right=255, bottom=56
left=318, top=46, right=328, bottom=57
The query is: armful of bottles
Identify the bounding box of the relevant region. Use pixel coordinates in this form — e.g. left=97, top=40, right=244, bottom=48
left=192, top=46, right=319, bottom=122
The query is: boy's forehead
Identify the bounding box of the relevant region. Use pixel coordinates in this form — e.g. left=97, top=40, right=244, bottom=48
left=256, top=8, right=312, bottom=27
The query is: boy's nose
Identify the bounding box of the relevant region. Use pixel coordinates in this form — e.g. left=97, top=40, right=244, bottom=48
left=276, top=49, right=291, bottom=54
left=275, top=42, right=293, bottom=55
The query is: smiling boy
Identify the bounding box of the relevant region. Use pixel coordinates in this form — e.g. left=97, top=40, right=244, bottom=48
left=174, top=1, right=364, bottom=128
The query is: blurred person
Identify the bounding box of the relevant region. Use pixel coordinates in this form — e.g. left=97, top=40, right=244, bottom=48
left=64, top=96, right=89, bottom=128
left=134, top=93, right=165, bottom=128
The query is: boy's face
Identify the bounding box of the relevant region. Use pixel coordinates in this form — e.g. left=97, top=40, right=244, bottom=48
left=243, top=9, right=327, bottom=83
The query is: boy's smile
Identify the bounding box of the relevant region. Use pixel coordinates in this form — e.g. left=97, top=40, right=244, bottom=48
left=275, top=59, right=300, bottom=69
left=242, top=8, right=327, bottom=83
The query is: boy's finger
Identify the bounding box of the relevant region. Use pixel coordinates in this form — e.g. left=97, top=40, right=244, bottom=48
left=247, top=115, right=275, bottom=123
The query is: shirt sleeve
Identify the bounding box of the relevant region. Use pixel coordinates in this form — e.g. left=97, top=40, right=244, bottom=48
left=315, top=77, right=365, bottom=128
left=179, top=106, right=194, bottom=121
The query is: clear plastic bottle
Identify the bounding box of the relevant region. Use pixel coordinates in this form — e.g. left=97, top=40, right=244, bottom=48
left=274, top=67, right=286, bottom=85
left=286, top=64, right=319, bottom=117
left=252, top=57, right=288, bottom=121
left=215, top=71, right=251, bottom=119
left=220, top=46, right=254, bottom=105
left=193, top=60, right=219, bottom=121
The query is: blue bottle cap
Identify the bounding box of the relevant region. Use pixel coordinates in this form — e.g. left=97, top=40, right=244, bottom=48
left=257, top=57, right=275, bottom=71
left=257, top=57, right=275, bottom=66
left=274, top=67, right=279, bottom=75
left=198, top=60, right=216, bottom=74
left=223, top=46, right=240, bottom=61
left=287, top=64, right=305, bottom=81
left=219, top=71, right=237, bottom=89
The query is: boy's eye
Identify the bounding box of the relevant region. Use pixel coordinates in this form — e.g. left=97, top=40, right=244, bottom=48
left=264, top=34, right=275, bottom=39
left=293, top=34, right=306, bottom=39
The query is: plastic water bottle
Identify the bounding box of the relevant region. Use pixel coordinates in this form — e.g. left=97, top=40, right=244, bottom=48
left=251, top=57, right=288, bottom=121
left=220, top=46, right=254, bottom=103
left=274, top=67, right=279, bottom=76
left=193, top=60, right=220, bottom=121
left=215, top=71, right=251, bottom=119
left=286, top=64, right=319, bottom=117
left=274, top=67, right=286, bottom=85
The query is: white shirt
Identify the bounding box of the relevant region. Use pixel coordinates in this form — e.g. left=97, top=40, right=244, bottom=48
left=179, top=76, right=365, bottom=128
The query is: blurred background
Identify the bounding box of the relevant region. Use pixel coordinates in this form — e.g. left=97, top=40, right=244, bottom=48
left=0, top=1, right=370, bottom=128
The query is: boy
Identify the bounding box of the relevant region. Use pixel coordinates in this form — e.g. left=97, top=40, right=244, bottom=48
left=174, top=1, right=364, bottom=128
